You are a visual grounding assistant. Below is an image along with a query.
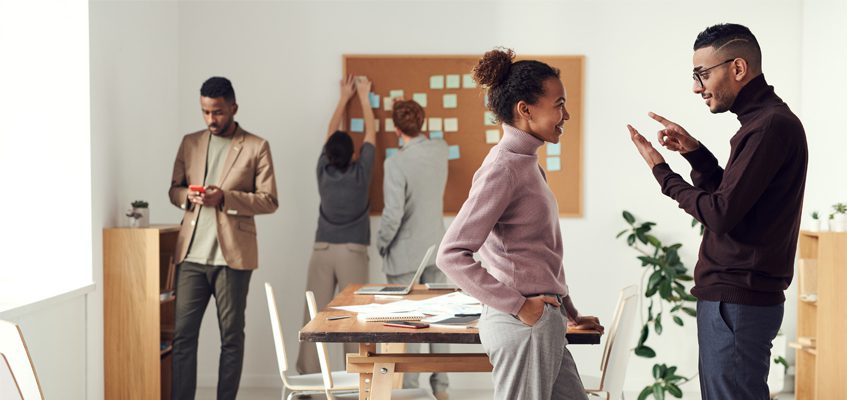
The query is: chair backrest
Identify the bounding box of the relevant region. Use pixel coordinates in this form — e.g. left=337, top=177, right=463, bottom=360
left=0, top=320, right=44, bottom=400
left=597, top=285, right=639, bottom=399
left=305, top=290, right=340, bottom=399
left=264, top=283, right=293, bottom=386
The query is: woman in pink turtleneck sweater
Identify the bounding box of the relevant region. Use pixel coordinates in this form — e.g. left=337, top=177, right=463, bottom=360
left=436, top=49, right=603, bottom=400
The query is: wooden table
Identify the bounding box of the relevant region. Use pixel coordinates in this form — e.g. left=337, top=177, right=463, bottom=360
left=300, top=284, right=601, bottom=399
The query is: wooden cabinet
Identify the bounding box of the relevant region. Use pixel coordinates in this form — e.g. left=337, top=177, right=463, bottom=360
left=794, top=231, right=847, bottom=399
left=104, top=225, right=179, bottom=400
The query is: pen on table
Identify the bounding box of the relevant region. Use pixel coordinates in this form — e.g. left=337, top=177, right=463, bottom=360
left=327, top=315, right=351, bottom=321
left=454, top=313, right=481, bottom=317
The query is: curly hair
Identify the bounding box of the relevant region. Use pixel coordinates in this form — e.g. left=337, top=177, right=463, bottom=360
left=392, top=99, right=425, bottom=137
left=473, top=48, right=560, bottom=125
left=200, top=76, right=236, bottom=103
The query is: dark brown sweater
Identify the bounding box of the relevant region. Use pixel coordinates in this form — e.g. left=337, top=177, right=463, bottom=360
left=652, top=74, right=808, bottom=306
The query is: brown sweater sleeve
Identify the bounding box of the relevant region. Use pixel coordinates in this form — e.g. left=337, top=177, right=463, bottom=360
left=651, top=126, right=786, bottom=235
left=682, top=144, right=724, bottom=192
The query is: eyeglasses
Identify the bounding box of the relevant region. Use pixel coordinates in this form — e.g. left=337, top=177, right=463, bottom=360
left=692, top=59, right=735, bottom=89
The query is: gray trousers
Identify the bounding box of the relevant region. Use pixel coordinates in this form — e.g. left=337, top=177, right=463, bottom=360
left=386, top=265, right=450, bottom=392
left=297, top=242, right=370, bottom=374
left=697, top=300, right=783, bottom=400
left=172, top=261, right=253, bottom=400
left=478, top=303, right=587, bottom=400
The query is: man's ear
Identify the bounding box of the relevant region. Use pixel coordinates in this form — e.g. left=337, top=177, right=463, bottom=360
left=231, top=102, right=239, bottom=115
left=733, top=58, right=749, bottom=82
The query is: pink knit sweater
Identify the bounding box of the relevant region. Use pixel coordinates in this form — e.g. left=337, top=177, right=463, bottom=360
left=436, top=124, right=571, bottom=316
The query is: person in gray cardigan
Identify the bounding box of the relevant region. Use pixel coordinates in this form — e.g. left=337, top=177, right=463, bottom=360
left=376, top=99, right=450, bottom=399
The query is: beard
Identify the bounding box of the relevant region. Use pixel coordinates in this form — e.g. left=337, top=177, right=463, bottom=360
left=709, top=86, right=736, bottom=114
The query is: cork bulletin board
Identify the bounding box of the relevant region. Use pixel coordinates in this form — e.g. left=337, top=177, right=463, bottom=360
left=343, top=55, right=583, bottom=217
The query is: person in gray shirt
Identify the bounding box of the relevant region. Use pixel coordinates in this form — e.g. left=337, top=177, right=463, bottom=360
left=296, top=75, right=376, bottom=374
left=377, top=98, right=450, bottom=399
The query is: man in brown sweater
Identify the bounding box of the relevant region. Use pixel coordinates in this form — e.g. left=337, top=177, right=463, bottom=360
left=627, top=23, right=807, bottom=399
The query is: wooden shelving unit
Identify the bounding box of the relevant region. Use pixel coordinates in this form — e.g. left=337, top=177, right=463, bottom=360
left=104, top=225, right=179, bottom=400
left=794, top=231, right=847, bottom=399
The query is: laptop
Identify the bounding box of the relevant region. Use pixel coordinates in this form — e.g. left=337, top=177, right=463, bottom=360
left=424, top=282, right=459, bottom=290
left=354, top=244, right=436, bottom=295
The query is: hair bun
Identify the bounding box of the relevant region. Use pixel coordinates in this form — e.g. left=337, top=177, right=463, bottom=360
left=473, top=48, right=514, bottom=88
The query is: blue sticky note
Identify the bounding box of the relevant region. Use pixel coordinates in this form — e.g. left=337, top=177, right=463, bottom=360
left=547, top=142, right=561, bottom=156
left=429, top=131, right=444, bottom=139
left=386, top=148, right=399, bottom=158
left=448, top=145, right=460, bottom=160
left=547, top=156, right=561, bottom=171
left=350, top=118, right=364, bottom=133
left=368, top=92, right=380, bottom=108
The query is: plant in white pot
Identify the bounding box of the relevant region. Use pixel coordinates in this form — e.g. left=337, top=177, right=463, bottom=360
left=810, top=211, right=820, bottom=232
left=831, top=203, right=847, bottom=232
left=126, top=200, right=150, bottom=228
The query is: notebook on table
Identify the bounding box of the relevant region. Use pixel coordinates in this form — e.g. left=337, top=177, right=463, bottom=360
left=356, top=312, right=426, bottom=322
left=354, top=244, right=437, bottom=295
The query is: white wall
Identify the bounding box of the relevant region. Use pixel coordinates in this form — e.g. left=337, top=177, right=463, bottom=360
left=88, top=0, right=823, bottom=395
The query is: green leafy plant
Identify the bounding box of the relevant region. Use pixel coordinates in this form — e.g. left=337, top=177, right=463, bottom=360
left=617, top=211, right=698, bottom=399
left=774, top=355, right=788, bottom=375
left=812, top=211, right=819, bottom=221
left=833, top=203, right=847, bottom=214
left=131, top=200, right=149, bottom=209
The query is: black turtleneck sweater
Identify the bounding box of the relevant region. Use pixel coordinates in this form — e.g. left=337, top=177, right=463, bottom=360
left=652, top=74, right=808, bottom=306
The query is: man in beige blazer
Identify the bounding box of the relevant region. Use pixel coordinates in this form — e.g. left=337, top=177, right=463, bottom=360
left=168, top=77, right=278, bottom=400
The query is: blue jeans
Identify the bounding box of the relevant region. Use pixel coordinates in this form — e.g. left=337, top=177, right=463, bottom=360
left=697, top=300, right=783, bottom=400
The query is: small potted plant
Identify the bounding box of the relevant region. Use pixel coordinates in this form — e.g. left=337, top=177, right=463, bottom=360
left=126, top=200, right=150, bottom=228
left=832, top=203, right=847, bottom=232
left=810, top=211, right=820, bottom=232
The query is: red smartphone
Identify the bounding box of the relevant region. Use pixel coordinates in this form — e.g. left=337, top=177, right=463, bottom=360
left=188, top=185, right=206, bottom=193
left=384, top=321, right=429, bottom=329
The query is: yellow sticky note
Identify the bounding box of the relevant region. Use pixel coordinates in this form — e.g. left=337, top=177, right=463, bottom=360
left=463, top=74, right=477, bottom=88
left=389, top=90, right=404, bottom=99
left=446, top=74, right=460, bottom=89
left=430, top=75, right=444, bottom=89
left=384, top=97, right=393, bottom=111
left=444, top=118, right=458, bottom=132
left=385, top=118, right=395, bottom=132
left=485, top=129, right=500, bottom=144
left=428, top=117, right=442, bottom=131
left=443, top=94, right=457, bottom=109
left=413, top=93, right=427, bottom=107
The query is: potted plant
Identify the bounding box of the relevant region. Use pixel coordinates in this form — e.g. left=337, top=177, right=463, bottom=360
left=831, top=203, right=847, bottom=232
left=810, top=211, right=820, bottom=232
left=126, top=200, right=149, bottom=228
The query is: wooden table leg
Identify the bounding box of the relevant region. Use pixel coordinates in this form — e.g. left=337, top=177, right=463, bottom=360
left=358, top=343, right=376, bottom=400
left=369, top=362, right=396, bottom=400
left=380, top=343, right=407, bottom=389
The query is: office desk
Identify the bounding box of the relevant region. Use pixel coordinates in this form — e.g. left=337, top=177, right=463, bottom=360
left=300, top=284, right=601, bottom=400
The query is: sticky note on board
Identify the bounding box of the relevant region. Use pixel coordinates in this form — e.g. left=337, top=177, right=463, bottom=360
left=485, top=129, right=500, bottom=144
left=443, top=94, right=458, bottom=109
left=547, top=142, right=561, bottom=156
left=368, top=92, right=380, bottom=108
left=448, top=145, right=461, bottom=160
left=350, top=118, right=364, bottom=132
left=444, top=118, right=458, bottom=132
left=389, top=90, right=404, bottom=99
left=547, top=157, right=561, bottom=171
left=385, top=118, right=395, bottom=132
left=430, top=75, right=445, bottom=89
left=386, top=148, right=399, bottom=158
left=446, top=74, right=461, bottom=89
left=413, top=93, right=428, bottom=107
left=429, top=131, right=444, bottom=139
left=463, top=74, right=477, bottom=88
left=429, top=117, right=443, bottom=131
left=384, top=97, right=393, bottom=111
left=484, top=111, right=497, bottom=126
left=375, top=119, right=380, bottom=132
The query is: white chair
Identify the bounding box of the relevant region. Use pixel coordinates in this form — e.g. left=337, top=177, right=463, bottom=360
left=305, top=290, right=436, bottom=400
left=0, top=320, right=44, bottom=400
left=264, top=283, right=359, bottom=400
left=582, top=285, right=639, bottom=400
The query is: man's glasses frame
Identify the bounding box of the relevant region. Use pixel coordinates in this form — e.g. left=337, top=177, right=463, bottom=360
left=693, top=58, right=735, bottom=89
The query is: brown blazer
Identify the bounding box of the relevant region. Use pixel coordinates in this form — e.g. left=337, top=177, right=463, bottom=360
left=168, top=124, right=278, bottom=270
